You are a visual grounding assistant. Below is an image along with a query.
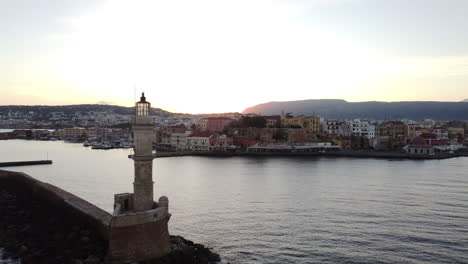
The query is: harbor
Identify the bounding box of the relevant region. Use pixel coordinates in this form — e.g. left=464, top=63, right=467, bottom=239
left=1, top=139, right=467, bottom=264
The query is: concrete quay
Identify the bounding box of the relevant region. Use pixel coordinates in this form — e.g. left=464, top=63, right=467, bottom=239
left=154, top=150, right=464, bottom=160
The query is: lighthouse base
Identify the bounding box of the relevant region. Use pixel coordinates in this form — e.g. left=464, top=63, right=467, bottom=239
left=108, top=195, right=171, bottom=263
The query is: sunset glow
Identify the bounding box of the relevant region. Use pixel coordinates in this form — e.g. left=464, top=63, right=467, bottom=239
left=2, top=0, right=468, bottom=113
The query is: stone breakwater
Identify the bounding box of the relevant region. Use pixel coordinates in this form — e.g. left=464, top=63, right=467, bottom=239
left=0, top=187, right=107, bottom=264
left=0, top=170, right=221, bottom=264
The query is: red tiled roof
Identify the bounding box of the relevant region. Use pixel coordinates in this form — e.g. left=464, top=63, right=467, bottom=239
left=168, top=125, right=186, bottom=128
left=262, top=115, right=281, bottom=121
left=421, top=133, right=437, bottom=139
left=408, top=136, right=430, bottom=147
left=187, top=132, right=212, bottom=138
left=206, top=117, right=234, bottom=121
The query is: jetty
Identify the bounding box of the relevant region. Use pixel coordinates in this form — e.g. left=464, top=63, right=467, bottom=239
left=0, top=160, right=53, bottom=167
left=0, top=170, right=221, bottom=263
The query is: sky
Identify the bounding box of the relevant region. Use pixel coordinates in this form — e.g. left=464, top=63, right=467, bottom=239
left=1, top=0, right=468, bottom=113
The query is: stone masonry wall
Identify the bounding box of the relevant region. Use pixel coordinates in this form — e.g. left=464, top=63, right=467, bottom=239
left=0, top=170, right=111, bottom=240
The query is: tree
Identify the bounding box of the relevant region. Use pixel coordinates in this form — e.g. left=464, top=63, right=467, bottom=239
left=240, top=116, right=267, bottom=128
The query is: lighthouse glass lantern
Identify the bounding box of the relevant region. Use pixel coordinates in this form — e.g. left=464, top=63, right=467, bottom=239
left=136, top=92, right=150, bottom=116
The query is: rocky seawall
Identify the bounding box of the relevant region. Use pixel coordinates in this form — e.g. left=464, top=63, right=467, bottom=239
left=0, top=170, right=220, bottom=264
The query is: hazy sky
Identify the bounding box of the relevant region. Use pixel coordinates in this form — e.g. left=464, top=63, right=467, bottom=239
left=1, top=0, right=468, bottom=113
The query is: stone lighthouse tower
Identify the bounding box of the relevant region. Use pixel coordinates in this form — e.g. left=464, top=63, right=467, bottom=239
left=132, top=92, right=156, bottom=211
left=108, top=92, right=171, bottom=264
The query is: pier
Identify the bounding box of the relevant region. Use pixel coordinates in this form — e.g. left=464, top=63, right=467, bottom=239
left=0, top=160, right=53, bottom=167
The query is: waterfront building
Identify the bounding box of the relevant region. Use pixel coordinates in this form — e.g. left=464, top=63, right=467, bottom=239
left=447, top=127, right=465, bottom=143
left=376, top=121, right=406, bottom=138
left=280, top=114, right=320, bottom=132
left=350, top=119, right=375, bottom=139
left=322, top=120, right=351, bottom=136
left=263, top=115, right=281, bottom=128
left=186, top=131, right=212, bottom=151
left=108, top=93, right=171, bottom=263
left=52, top=129, right=63, bottom=139
left=405, top=123, right=417, bottom=140
left=322, top=120, right=340, bottom=134
left=166, top=125, right=187, bottom=134
left=233, top=136, right=257, bottom=148
left=199, top=118, right=209, bottom=131
left=433, top=127, right=449, bottom=140
left=281, top=114, right=303, bottom=128
left=156, top=125, right=187, bottom=148
left=375, top=121, right=408, bottom=150
left=0, top=132, right=14, bottom=140
left=86, top=127, right=98, bottom=137
left=199, top=117, right=234, bottom=132
left=171, top=130, right=192, bottom=151
left=303, top=116, right=321, bottom=132
left=405, top=136, right=435, bottom=155
left=32, top=129, right=50, bottom=139
left=209, top=134, right=234, bottom=151
left=12, top=129, right=33, bottom=139
left=206, top=117, right=234, bottom=132
left=63, top=127, right=87, bottom=138
left=339, top=121, right=352, bottom=137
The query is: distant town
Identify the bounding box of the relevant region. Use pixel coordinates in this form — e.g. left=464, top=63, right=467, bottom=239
left=0, top=105, right=467, bottom=156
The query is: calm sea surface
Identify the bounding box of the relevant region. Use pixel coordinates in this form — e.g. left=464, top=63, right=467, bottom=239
left=1, top=139, right=467, bottom=264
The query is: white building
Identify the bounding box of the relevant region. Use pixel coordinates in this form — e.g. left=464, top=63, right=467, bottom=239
left=322, top=120, right=352, bottom=136
left=322, top=120, right=340, bottom=135
left=170, top=131, right=192, bottom=151
left=433, top=128, right=449, bottom=139
left=63, top=127, right=87, bottom=138
left=186, top=132, right=211, bottom=151
left=350, top=119, right=376, bottom=139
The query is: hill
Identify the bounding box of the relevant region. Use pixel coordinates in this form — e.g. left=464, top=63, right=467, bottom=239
left=0, top=104, right=172, bottom=117
left=242, top=99, right=468, bottom=120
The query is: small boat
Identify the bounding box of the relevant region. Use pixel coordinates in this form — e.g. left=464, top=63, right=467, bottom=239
left=93, top=143, right=113, bottom=150
left=122, top=142, right=134, bottom=148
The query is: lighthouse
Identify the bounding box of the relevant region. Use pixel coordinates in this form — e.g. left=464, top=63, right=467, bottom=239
left=132, top=92, right=156, bottom=211
left=108, top=92, right=171, bottom=263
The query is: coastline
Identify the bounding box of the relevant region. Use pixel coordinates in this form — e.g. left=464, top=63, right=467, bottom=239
left=154, top=150, right=467, bottom=160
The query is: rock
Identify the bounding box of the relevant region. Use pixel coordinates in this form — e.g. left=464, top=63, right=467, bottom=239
left=19, top=245, right=28, bottom=254
left=53, top=232, right=64, bottom=241
left=0, top=187, right=221, bottom=264
left=208, top=252, right=221, bottom=262
left=81, top=236, right=91, bottom=243
left=84, top=255, right=100, bottom=264
left=67, top=232, right=77, bottom=240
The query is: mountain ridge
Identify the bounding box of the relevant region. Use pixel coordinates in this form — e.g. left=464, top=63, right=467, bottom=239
left=242, top=99, right=468, bottom=120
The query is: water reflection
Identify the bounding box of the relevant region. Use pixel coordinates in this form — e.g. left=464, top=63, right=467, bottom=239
left=1, top=140, right=467, bottom=264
